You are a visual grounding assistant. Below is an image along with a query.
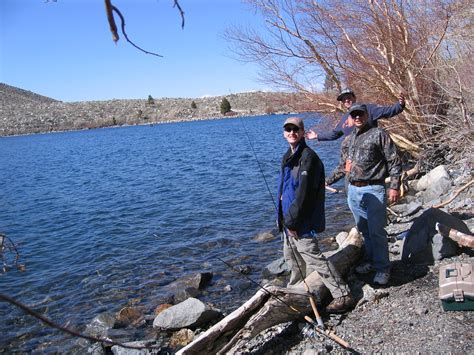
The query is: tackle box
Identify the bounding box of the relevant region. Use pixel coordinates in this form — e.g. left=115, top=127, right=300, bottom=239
left=439, top=262, right=474, bottom=311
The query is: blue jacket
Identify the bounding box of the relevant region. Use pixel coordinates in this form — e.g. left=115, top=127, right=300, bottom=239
left=277, top=139, right=325, bottom=235
left=317, top=101, right=405, bottom=141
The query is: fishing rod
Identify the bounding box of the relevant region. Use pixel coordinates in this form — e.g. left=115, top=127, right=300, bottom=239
left=237, top=117, right=351, bottom=348
left=217, top=257, right=351, bottom=350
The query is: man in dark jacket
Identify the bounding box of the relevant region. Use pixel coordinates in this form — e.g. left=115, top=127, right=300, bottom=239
left=345, top=104, right=402, bottom=285
left=306, top=88, right=405, bottom=141
left=277, top=117, right=354, bottom=313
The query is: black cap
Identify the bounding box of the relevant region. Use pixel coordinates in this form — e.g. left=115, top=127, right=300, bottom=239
left=348, top=104, right=367, bottom=116
left=337, top=88, right=355, bottom=101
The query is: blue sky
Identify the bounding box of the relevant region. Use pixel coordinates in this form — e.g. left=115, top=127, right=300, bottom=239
left=0, top=0, right=268, bottom=102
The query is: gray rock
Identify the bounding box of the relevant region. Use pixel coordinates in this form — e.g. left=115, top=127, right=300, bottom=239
left=84, top=312, right=117, bottom=338
left=172, top=287, right=200, bottom=304
left=417, top=165, right=450, bottom=191
left=431, top=233, right=458, bottom=261
left=361, top=284, right=389, bottom=303
left=402, top=208, right=470, bottom=264
left=111, top=340, right=162, bottom=355
left=166, top=272, right=213, bottom=291
left=417, top=166, right=452, bottom=203
left=253, top=231, right=276, bottom=242
left=86, top=342, right=105, bottom=355
left=153, top=297, right=222, bottom=330
left=262, top=257, right=290, bottom=278
left=103, top=328, right=136, bottom=346
left=389, top=201, right=423, bottom=217
left=164, top=272, right=213, bottom=303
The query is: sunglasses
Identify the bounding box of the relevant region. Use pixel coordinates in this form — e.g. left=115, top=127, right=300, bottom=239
left=284, top=126, right=300, bottom=133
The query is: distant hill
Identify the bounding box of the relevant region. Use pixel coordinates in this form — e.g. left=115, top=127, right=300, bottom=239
left=0, top=83, right=60, bottom=105
left=0, top=83, right=307, bottom=136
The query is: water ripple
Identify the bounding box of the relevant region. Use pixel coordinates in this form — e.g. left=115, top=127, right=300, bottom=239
left=0, top=115, right=350, bottom=351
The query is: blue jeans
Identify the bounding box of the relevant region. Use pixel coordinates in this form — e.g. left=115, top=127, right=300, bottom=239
left=347, top=184, right=390, bottom=272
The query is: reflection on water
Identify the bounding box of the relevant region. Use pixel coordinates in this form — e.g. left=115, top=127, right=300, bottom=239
left=0, top=114, right=351, bottom=351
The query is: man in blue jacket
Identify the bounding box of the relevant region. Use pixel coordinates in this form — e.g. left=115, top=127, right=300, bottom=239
left=306, top=88, right=405, bottom=141
left=277, top=117, right=354, bottom=313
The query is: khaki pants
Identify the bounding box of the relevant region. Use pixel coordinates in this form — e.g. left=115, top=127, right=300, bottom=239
left=283, top=231, right=350, bottom=299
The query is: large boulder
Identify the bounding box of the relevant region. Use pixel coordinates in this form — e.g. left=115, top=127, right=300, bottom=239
left=401, top=208, right=469, bottom=264
left=153, top=297, right=222, bottom=330
left=416, top=165, right=451, bottom=203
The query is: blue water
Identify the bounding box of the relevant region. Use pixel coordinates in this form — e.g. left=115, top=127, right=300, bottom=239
left=0, top=114, right=351, bottom=351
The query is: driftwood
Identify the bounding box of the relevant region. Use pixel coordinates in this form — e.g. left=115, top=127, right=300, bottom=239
left=385, top=164, right=420, bottom=198
left=177, top=229, right=363, bottom=354
left=389, top=133, right=420, bottom=158
left=436, top=223, right=474, bottom=249
left=433, top=179, right=474, bottom=209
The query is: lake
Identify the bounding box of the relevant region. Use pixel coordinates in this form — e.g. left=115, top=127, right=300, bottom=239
left=0, top=114, right=352, bottom=351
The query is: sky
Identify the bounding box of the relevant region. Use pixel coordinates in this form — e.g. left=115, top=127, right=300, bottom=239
left=0, top=0, right=269, bottom=102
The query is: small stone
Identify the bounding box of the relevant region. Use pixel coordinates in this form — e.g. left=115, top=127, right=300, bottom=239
left=155, top=303, right=173, bottom=316
left=169, top=328, right=194, bottom=348
left=372, top=337, right=383, bottom=344
left=414, top=307, right=428, bottom=316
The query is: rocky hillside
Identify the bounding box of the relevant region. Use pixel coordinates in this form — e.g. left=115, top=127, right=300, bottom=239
left=0, top=83, right=302, bottom=136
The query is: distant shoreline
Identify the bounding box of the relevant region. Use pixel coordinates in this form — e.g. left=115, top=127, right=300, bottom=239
left=0, top=111, right=298, bottom=138
left=1, top=83, right=304, bottom=137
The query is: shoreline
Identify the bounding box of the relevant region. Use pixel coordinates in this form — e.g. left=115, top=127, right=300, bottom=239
left=0, top=110, right=300, bottom=139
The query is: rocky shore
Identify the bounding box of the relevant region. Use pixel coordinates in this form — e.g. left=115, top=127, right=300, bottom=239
left=70, top=161, right=472, bottom=354
left=0, top=83, right=301, bottom=136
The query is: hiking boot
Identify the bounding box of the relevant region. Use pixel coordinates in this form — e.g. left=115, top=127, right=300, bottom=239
left=325, top=294, right=355, bottom=314
left=373, top=271, right=390, bottom=285
left=355, top=262, right=374, bottom=274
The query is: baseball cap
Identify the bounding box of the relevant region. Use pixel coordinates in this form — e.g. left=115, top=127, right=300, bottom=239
left=348, top=104, right=367, bottom=116
left=337, top=88, right=355, bottom=101
left=283, top=117, right=304, bottom=130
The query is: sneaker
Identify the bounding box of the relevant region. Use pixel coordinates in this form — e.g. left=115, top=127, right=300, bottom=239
left=325, top=294, right=355, bottom=314
left=373, top=271, right=390, bottom=285
left=355, top=262, right=374, bottom=274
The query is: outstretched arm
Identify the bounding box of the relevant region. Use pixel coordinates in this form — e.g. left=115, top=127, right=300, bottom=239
left=370, top=91, right=406, bottom=123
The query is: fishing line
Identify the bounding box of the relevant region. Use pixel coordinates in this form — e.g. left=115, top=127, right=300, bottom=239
left=239, top=117, right=277, bottom=209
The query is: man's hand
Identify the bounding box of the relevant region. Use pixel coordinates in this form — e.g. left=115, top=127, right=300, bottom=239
left=388, top=188, right=400, bottom=204
left=399, top=91, right=406, bottom=106
left=286, top=228, right=299, bottom=240
left=305, top=129, right=318, bottom=140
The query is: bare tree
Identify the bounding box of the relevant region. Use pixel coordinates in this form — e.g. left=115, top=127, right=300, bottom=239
left=226, top=0, right=473, bottom=166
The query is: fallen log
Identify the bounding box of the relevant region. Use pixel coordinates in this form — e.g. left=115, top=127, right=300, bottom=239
left=177, top=228, right=363, bottom=354
left=436, top=223, right=474, bottom=249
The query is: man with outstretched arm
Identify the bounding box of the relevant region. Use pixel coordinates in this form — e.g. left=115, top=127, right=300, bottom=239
left=306, top=88, right=406, bottom=142
left=345, top=104, right=402, bottom=285
left=277, top=117, right=354, bottom=313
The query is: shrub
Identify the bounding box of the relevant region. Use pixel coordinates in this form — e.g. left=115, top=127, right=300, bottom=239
left=220, top=97, right=231, bottom=114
